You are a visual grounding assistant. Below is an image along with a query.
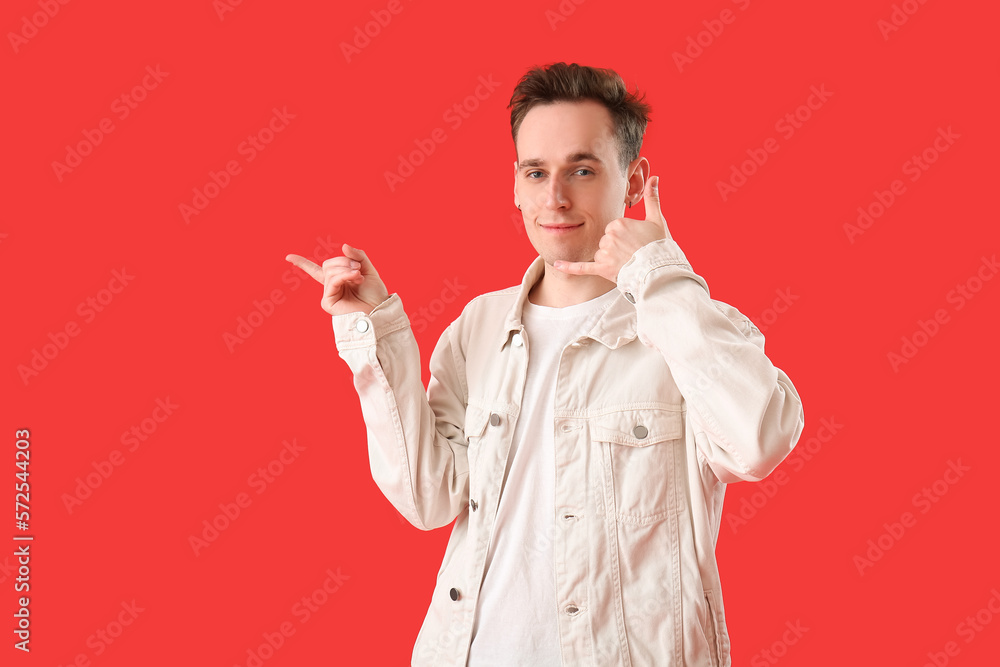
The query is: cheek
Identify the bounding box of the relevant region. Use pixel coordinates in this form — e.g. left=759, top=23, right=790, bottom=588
left=582, top=189, right=619, bottom=215
left=519, top=186, right=542, bottom=210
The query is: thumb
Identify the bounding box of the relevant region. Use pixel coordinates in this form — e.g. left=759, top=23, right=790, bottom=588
left=343, top=243, right=379, bottom=277
left=643, top=175, right=664, bottom=224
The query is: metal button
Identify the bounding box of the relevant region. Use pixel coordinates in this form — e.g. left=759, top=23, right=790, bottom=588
left=355, top=319, right=370, bottom=333
left=633, top=424, right=648, bottom=439
left=489, top=413, right=501, bottom=427
left=470, top=499, right=478, bottom=512
left=512, top=333, right=523, bottom=347
left=450, top=587, right=461, bottom=601
left=624, top=291, right=635, bottom=304
left=565, top=604, right=580, bottom=615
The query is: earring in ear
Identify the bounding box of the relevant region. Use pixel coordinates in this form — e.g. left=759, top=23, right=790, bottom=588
left=517, top=205, right=521, bottom=210
left=627, top=200, right=632, bottom=209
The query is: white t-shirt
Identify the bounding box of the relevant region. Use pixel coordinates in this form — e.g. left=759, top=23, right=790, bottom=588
left=467, top=286, right=620, bottom=667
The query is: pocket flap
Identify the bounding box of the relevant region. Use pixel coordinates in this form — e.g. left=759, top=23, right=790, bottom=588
left=590, top=407, right=683, bottom=447
left=464, top=404, right=492, bottom=441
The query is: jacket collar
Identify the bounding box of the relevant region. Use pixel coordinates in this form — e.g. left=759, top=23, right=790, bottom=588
left=498, top=255, right=638, bottom=351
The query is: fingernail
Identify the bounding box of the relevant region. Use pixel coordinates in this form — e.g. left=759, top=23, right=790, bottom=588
left=350, top=260, right=361, bottom=269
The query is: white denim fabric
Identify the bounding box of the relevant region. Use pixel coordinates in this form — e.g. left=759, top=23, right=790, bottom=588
left=331, top=238, right=805, bottom=666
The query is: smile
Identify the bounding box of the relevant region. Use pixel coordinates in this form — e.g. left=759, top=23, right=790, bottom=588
left=541, top=223, right=583, bottom=233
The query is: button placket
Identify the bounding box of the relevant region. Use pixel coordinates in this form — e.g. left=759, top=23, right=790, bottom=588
left=560, top=420, right=582, bottom=433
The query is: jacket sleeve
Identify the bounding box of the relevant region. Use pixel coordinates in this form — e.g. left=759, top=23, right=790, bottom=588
left=331, top=293, right=470, bottom=529
left=615, top=238, right=805, bottom=484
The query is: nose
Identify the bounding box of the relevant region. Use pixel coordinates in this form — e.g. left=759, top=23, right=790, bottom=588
left=543, top=177, right=570, bottom=210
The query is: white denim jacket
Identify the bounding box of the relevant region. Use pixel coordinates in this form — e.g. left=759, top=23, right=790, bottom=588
left=331, top=238, right=805, bottom=666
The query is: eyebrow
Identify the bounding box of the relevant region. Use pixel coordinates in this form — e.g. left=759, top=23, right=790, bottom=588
left=518, top=152, right=604, bottom=169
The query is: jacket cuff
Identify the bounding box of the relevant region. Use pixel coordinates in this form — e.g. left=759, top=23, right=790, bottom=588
left=616, top=237, right=703, bottom=304
left=331, top=293, right=410, bottom=350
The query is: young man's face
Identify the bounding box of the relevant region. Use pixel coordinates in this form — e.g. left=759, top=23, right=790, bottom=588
left=513, top=99, right=643, bottom=269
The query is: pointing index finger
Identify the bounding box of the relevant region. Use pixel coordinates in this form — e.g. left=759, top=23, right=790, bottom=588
left=553, top=260, right=600, bottom=276
left=285, top=253, right=324, bottom=283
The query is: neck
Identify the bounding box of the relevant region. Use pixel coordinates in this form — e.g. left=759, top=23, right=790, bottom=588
left=528, top=261, right=617, bottom=308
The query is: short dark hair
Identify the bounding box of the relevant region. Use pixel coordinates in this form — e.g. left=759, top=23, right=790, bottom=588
left=508, top=62, right=651, bottom=172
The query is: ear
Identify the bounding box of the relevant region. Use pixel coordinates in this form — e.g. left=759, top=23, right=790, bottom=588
left=513, top=159, right=520, bottom=209
left=626, top=157, right=650, bottom=207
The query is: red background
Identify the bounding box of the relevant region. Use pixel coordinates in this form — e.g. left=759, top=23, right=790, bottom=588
left=4, top=0, right=999, bottom=665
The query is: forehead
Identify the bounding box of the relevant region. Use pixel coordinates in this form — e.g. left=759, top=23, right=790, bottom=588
left=516, top=100, right=617, bottom=162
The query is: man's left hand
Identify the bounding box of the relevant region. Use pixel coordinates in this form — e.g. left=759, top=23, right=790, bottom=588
left=553, top=175, right=671, bottom=283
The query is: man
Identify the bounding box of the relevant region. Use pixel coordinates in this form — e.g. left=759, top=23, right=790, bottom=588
left=287, top=62, right=804, bottom=667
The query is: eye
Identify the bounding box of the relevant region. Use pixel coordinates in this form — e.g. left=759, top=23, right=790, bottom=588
left=526, top=170, right=544, bottom=179
left=575, top=168, right=593, bottom=176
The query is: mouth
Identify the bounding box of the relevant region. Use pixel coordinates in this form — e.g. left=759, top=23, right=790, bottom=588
left=541, top=223, right=583, bottom=233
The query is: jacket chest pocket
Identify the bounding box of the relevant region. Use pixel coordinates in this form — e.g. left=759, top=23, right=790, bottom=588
left=464, top=404, right=493, bottom=484
left=589, top=407, right=685, bottom=524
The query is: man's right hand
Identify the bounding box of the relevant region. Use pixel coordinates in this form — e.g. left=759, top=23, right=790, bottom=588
left=285, top=243, right=389, bottom=316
